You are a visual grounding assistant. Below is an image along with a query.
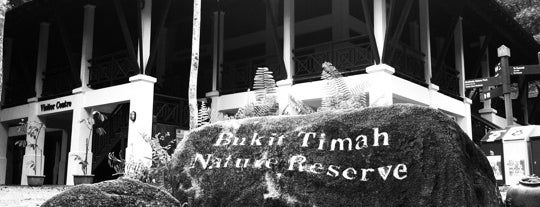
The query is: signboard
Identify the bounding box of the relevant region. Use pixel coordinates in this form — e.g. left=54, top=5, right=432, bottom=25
left=481, top=129, right=508, bottom=142
left=511, top=65, right=540, bottom=75
left=502, top=126, right=536, bottom=141
left=503, top=141, right=529, bottom=185
left=480, top=87, right=503, bottom=101
left=40, top=100, right=72, bottom=112
left=464, top=77, right=501, bottom=89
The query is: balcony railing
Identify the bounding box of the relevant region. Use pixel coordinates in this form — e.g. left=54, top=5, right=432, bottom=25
left=388, top=43, right=426, bottom=85
left=88, top=51, right=139, bottom=89
left=153, top=94, right=190, bottom=129
left=432, top=64, right=460, bottom=98
left=41, top=66, right=75, bottom=99
left=221, top=55, right=283, bottom=94
left=293, top=35, right=373, bottom=82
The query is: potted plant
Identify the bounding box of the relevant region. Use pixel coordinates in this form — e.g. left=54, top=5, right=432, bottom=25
left=14, top=119, right=46, bottom=186
left=72, top=110, right=106, bottom=185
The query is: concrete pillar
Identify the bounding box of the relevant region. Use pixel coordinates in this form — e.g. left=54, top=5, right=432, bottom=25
left=66, top=104, right=91, bottom=185
left=125, top=75, right=156, bottom=174
left=78, top=5, right=96, bottom=92
left=35, top=22, right=50, bottom=98
left=366, top=64, right=394, bottom=106
left=373, top=0, right=387, bottom=61
left=454, top=17, right=466, bottom=98
left=419, top=0, right=432, bottom=84
left=0, top=123, right=7, bottom=184
left=21, top=100, right=45, bottom=185
left=139, top=0, right=152, bottom=72
left=210, top=10, right=225, bottom=95
left=459, top=98, right=473, bottom=138
left=428, top=83, right=440, bottom=108
left=282, top=0, right=295, bottom=83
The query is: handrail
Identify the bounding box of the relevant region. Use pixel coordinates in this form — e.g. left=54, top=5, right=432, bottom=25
left=293, top=35, right=370, bottom=53
left=292, top=35, right=373, bottom=82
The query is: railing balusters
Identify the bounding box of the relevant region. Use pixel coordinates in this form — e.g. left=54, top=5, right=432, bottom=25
left=153, top=94, right=196, bottom=129
left=88, top=51, right=138, bottom=89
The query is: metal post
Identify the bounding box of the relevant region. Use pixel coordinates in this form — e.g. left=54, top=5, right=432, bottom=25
left=498, top=45, right=513, bottom=126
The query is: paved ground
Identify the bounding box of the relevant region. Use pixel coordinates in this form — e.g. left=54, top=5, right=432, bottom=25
left=0, top=184, right=509, bottom=206
left=0, top=185, right=71, bottom=207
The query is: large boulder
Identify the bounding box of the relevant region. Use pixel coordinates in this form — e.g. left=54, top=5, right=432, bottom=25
left=171, top=104, right=503, bottom=206
left=41, top=178, right=181, bottom=207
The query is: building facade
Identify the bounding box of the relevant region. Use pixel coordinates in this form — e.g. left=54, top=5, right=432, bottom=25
left=0, top=0, right=539, bottom=185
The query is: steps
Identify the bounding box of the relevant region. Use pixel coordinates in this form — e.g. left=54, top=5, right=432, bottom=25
left=91, top=104, right=129, bottom=172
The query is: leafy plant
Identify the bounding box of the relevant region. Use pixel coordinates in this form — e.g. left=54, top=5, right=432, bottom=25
left=197, top=102, right=210, bottom=127
left=281, top=94, right=315, bottom=115
left=134, top=132, right=177, bottom=193
left=14, top=119, right=44, bottom=175
left=318, top=62, right=369, bottom=111
left=108, top=151, right=125, bottom=176
left=73, top=110, right=107, bottom=175
left=235, top=67, right=279, bottom=118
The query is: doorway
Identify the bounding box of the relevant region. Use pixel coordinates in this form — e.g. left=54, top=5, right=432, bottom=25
left=43, top=131, right=66, bottom=184
left=5, top=135, right=25, bottom=185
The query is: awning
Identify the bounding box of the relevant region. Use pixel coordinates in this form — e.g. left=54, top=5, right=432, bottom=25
left=481, top=125, right=540, bottom=142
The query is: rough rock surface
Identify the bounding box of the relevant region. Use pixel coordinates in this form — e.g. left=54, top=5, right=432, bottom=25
left=41, top=178, right=180, bottom=207
left=171, top=104, right=503, bottom=206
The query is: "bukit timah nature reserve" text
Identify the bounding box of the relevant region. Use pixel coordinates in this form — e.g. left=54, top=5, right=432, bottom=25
left=189, top=128, right=408, bottom=181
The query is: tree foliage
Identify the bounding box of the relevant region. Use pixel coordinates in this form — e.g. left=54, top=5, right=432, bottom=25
left=496, top=0, right=540, bottom=42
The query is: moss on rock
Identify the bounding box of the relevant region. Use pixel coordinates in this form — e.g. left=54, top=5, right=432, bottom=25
left=171, top=104, right=502, bottom=206
left=41, top=178, right=181, bottom=207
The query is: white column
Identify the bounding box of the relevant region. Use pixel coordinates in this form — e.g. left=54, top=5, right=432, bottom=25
left=139, top=0, right=152, bottom=72
left=0, top=123, right=7, bottom=184
left=21, top=100, right=45, bottom=185
left=373, top=0, right=387, bottom=61
left=419, top=0, right=432, bottom=84
left=77, top=5, right=96, bottom=92
left=366, top=64, right=394, bottom=106
left=125, top=75, right=156, bottom=174
left=208, top=10, right=225, bottom=96
left=459, top=98, right=473, bottom=138
left=281, top=0, right=295, bottom=83
left=332, top=0, right=349, bottom=40
left=57, top=129, right=68, bottom=185
left=66, top=104, right=91, bottom=185
left=34, top=22, right=50, bottom=98
left=454, top=17, right=466, bottom=98
left=428, top=83, right=439, bottom=108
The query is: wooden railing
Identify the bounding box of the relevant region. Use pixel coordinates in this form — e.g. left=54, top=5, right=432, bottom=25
left=388, top=43, right=426, bottom=85
left=88, top=51, right=139, bottom=89
left=153, top=94, right=190, bottom=129
left=432, top=64, right=460, bottom=97
left=41, top=66, right=75, bottom=99
left=293, top=35, right=373, bottom=82
left=221, top=55, right=283, bottom=94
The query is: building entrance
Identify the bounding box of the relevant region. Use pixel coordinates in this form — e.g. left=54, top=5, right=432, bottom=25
left=5, top=135, right=25, bottom=185
left=40, top=111, right=72, bottom=185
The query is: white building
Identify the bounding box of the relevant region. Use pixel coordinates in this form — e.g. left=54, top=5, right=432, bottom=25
left=0, top=0, right=538, bottom=185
